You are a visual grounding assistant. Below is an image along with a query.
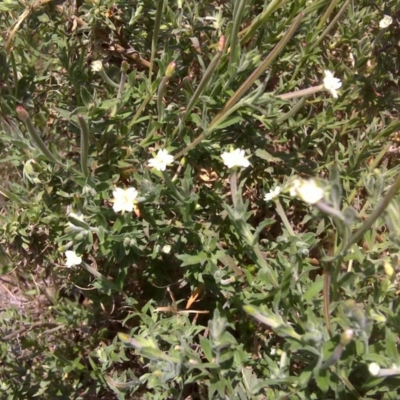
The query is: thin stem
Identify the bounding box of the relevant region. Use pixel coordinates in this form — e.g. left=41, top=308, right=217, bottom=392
left=181, top=37, right=225, bottom=124
left=128, top=87, right=153, bottom=128
left=218, top=12, right=304, bottom=119
left=99, top=70, right=120, bottom=89
left=77, top=115, right=89, bottom=178
left=277, top=85, right=322, bottom=100
left=317, top=0, right=341, bottom=30
left=157, top=76, right=169, bottom=122
left=275, top=199, right=295, bottom=236
left=276, top=97, right=307, bottom=124
left=149, top=0, right=164, bottom=79
left=343, top=172, right=400, bottom=253
left=252, top=245, right=279, bottom=288
left=17, top=106, right=64, bottom=167
left=229, top=0, right=247, bottom=68
left=230, top=170, right=238, bottom=209
left=117, top=71, right=127, bottom=100
left=174, top=99, right=244, bottom=159
left=161, top=170, right=185, bottom=203
left=345, top=142, right=391, bottom=207
left=314, top=0, right=351, bottom=48
left=239, top=0, right=288, bottom=45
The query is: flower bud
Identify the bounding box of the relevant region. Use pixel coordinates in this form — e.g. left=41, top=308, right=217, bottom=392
left=340, top=329, right=354, bottom=346
left=121, top=60, right=129, bottom=72
left=368, top=362, right=381, bottom=376
left=384, top=260, right=394, bottom=277
left=218, top=36, right=226, bottom=52
left=16, top=105, right=29, bottom=121
left=165, top=61, right=176, bottom=78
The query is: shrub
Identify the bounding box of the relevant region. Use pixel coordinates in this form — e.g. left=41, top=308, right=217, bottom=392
left=1, top=0, right=400, bottom=398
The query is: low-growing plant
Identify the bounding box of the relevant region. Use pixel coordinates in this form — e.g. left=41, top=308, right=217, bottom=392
left=1, top=0, right=400, bottom=399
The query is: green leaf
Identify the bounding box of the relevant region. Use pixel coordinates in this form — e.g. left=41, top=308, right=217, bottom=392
left=303, top=278, right=323, bottom=301
left=177, top=251, right=208, bottom=266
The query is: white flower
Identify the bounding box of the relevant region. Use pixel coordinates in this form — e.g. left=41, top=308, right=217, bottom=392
left=368, top=362, right=381, bottom=376
left=379, top=15, right=393, bottom=29
left=221, top=148, right=250, bottom=169
left=322, top=70, right=342, bottom=98
left=65, top=250, right=82, bottom=268
left=264, top=186, right=281, bottom=202
left=91, top=60, right=104, bottom=72
left=161, top=244, right=171, bottom=254
left=112, top=187, right=138, bottom=213
left=148, top=149, right=174, bottom=171
left=290, top=178, right=324, bottom=204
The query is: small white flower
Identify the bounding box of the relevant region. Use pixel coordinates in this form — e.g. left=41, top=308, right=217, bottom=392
left=221, top=148, right=250, bottom=169
left=379, top=15, right=393, bottom=29
left=65, top=250, right=82, bottom=268
left=368, top=362, right=381, bottom=376
left=289, top=179, right=301, bottom=197
left=161, top=244, right=172, bottom=254
left=264, top=186, right=281, bottom=202
left=290, top=178, right=324, bottom=204
left=112, top=187, right=138, bottom=213
left=91, top=60, right=104, bottom=72
left=322, top=70, right=342, bottom=98
left=342, top=328, right=354, bottom=344
left=148, top=149, right=174, bottom=171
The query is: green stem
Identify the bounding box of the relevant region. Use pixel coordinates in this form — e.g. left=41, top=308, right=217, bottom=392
left=149, top=0, right=164, bottom=79
left=314, top=0, right=351, bottom=48
left=181, top=38, right=224, bottom=124
left=252, top=245, right=279, bottom=288
left=77, top=115, right=89, bottom=178
left=317, top=0, right=341, bottom=30
left=157, top=76, right=169, bottom=122
left=344, top=172, right=400, bottom=253
left=229, top=0, right=247, bottom=67
left=345, top=142, right=392, bottom=207
left=117, top=71, right=127, bottom=100
left=219, top=12, right=304, bottom=118
left=174, top=99, right=244, bottom=159
left=173, top=14, right=304, bottom=160
left=230, top=170, right=238, bottom=210
left=275, top=199, right=295, bottom=236
left=275, top=97, right=307, bottom=124
left=128, top=87, right=154, bottom=128
left=18, top=107, right=64, bottom=167
left=99, top=70, right=120, bottom=89
left=289, top=0, right=349, bottom=84
left=239, top=0, right=288, bottom=45
left=161, top=170, right=185, bottom=203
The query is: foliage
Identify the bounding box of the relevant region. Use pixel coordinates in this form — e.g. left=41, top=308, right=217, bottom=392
left=1, top=0, right=400, bottom=398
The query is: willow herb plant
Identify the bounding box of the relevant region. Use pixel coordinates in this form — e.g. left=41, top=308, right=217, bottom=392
left=1, top=0, right=400, bottom=399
